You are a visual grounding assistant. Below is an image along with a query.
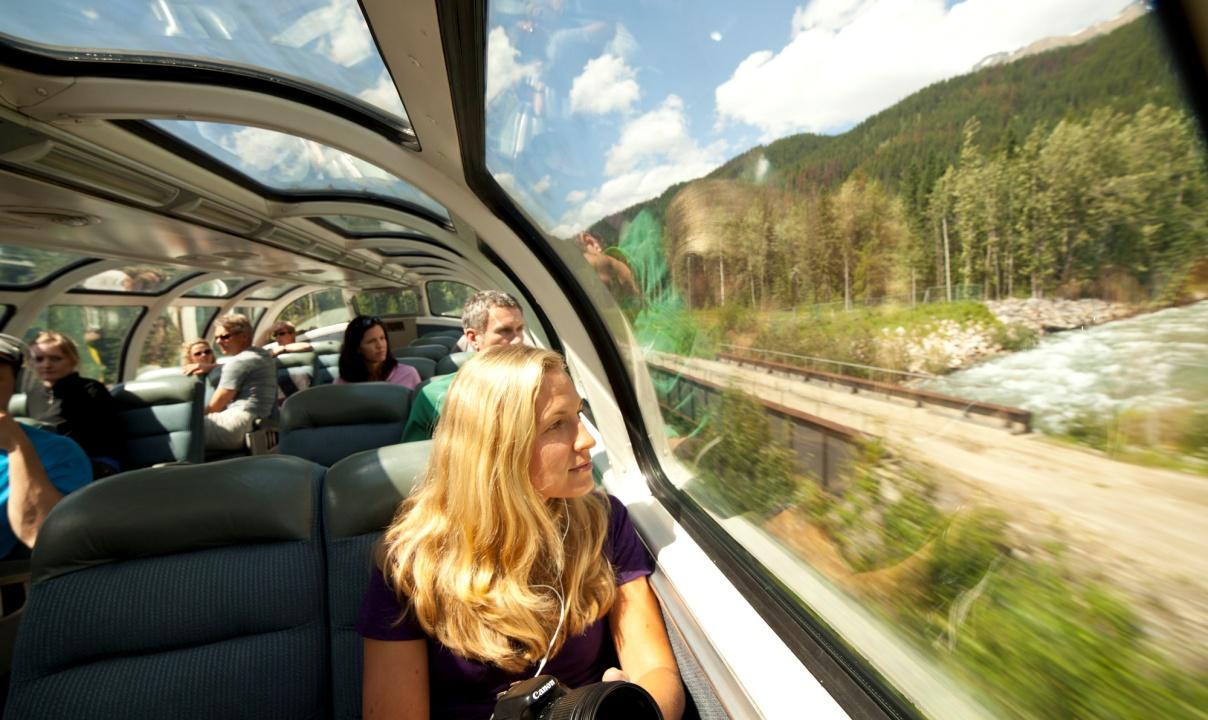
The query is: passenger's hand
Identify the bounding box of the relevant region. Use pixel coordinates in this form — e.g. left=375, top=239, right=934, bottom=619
left=182, top=362, right=209, bottom=376
left=270, top=346, right=285, bottom=357
left=0, top=411, right=27, bottom=453
left=602, top=667, right=630, bottom=683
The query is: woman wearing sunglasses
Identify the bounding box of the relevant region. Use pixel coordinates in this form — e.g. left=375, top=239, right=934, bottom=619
left=336, top=315, right=420, bottom=389
left=180, top=339, right=218, bottom=378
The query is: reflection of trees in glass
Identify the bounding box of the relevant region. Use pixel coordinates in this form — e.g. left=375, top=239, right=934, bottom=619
left=75, top=264, right=192, bottom=294
left=356, top=288, right=421, bottom=317
left=23, top=305, right=142, bottom=384
left=0, top=247, right=89, bottom=287
left=137, top=307, right=219, bottom=372
left=425, top=282, right=473, bottom=317
left=280, top=289, right=351, bottom=331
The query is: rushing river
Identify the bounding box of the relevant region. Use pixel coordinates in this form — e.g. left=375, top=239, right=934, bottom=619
left=920, top=300, right=1208, bottom=434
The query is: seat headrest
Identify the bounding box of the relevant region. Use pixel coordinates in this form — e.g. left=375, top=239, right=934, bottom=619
left=32, top=455, right=324, bottom=584
left=324, top=441, right=433, bottom=538
left=310, top=340, right=341, bottom=356
left=111, top=374, right=201, bottom=406
left=275, top=351, right=316, bottom=369
left=281, top=382, right=411, bottom=430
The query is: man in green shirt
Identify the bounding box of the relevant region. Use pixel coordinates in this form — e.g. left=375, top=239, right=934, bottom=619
left=401, top=290, right=526, bottom=442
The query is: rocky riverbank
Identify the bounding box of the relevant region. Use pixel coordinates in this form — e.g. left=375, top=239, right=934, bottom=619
left=985, top=298, right=1135, bottom=333
left=885, top=298, right=1136, bottom=374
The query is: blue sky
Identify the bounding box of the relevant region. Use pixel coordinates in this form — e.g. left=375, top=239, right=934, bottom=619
left=483, top=0, right=1139, bottom=236
left=3, top=0, right=1137, bottom=239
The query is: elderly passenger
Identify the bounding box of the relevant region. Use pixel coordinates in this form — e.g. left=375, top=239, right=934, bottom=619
left=203, top=314, right=276, bottom=450
left=400, top=290, right=525, bottom=442
left=0, top=334, right=91, bottom=559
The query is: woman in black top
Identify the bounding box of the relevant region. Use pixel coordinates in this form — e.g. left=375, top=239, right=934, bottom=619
left=26, top=331, right=122, bottom=478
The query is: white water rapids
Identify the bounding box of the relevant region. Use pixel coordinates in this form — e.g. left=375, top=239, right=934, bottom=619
left=920, top=300, right=1208, bottom=434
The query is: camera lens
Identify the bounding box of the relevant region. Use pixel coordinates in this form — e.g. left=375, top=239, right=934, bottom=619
left=539, top=680, right=662, bottom=720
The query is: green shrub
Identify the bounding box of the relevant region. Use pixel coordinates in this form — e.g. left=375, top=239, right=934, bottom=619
left=697, top=389, right=802, bottom=518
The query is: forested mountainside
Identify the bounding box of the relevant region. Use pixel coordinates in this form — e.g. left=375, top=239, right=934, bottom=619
left=588, top=13, right=1186, bottom=247
left=588, top=13, right=1206, bottom=308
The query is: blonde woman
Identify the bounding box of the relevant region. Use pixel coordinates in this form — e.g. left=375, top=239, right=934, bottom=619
left=26, top=331, right=121, bottom=477
left=180, top=339, right=217, bottom=377
left=359, top=345, right=684, bottom=720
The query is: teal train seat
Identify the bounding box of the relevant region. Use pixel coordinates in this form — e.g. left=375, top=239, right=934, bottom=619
left=323, top=441, right=432, bottom=720
left=395, top=344, right=445, bottom=363
left=435, top=350, right=473, bottom=376
left=308, top=341, right=342, bottom=386
left=395, top=356, right=436, bottom=381
left=110, top=374, right=205, bottom=468
left=279, top=383, right=413, bottom=466
left=407, top=334, right=458, bottom=351
left=275, top=350, right=316, bottom=399
left=3, top=456, right=329, bottom=719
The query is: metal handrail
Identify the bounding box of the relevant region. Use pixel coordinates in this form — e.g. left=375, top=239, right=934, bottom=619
left=718, top=344, right=939, bottom=382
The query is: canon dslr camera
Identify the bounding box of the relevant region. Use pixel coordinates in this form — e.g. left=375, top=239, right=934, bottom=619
left=492, top=674, right=663, bottom=720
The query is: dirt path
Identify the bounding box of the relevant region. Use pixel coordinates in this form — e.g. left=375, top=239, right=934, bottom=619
left=650, top=352, right=1208, bottom=651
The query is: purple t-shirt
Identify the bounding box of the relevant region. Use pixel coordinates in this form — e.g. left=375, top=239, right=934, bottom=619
left=357, top=494, right=653, bottom=719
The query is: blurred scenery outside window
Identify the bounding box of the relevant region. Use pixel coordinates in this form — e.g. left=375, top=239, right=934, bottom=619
left=487, top=1, right=1207, bottom=717
left=279, top=288, right=351, bottom=331
left=137, top=306, right=220, bottom=374
left=0, top=247, right=92, bottom=288
left=353, top=287, right=421, bottom=317
left=426, top=281, right=476, bottom=317
left=24, top=305, right=143, bottom=384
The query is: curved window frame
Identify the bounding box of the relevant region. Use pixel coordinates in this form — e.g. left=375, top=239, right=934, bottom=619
left=0, top=250, right=98, bottom=291
left=0, top=5, right=415, bottom=146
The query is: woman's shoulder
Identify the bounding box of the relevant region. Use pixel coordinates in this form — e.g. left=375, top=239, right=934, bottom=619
left=600, top=493, right=654, bottom=584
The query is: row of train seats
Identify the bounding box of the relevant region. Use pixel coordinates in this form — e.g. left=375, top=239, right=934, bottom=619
left=4, top=448, right=722, bottom=720
left=9, top=375, right=206, bottom=470
left=282, top=328, right=469, bottom=400
left=271, top=329, right=471, bottom=467
left=3, top=444, right=432, bottom=720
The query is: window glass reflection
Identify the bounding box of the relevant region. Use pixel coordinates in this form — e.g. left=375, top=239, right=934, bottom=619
left=3, top=0, right=409, bottom=122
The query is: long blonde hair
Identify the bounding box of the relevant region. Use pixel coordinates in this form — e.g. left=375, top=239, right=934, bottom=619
left=377, top=345, right=615, bottom=671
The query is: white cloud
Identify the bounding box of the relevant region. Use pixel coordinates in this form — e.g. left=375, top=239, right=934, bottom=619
left=276, top=3, right=372, bottom=67
left=357, top=71, right=406, bottom=117
left=605, top=95, right=703, bottom=176
left=717, top=0, right=1133, bottom=139
left=552, top=96, right=727, bottom=235
left=607, top=23, right=640, bottom=59
left=792, top=0, right=866, bottom=35
left=533, top=175, right=552, bottom=194
left=710, top=31, right=723, bottom=42
left=486, top=26, right=540, bottom=105
left=570, top=54, right=641, bottom=115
